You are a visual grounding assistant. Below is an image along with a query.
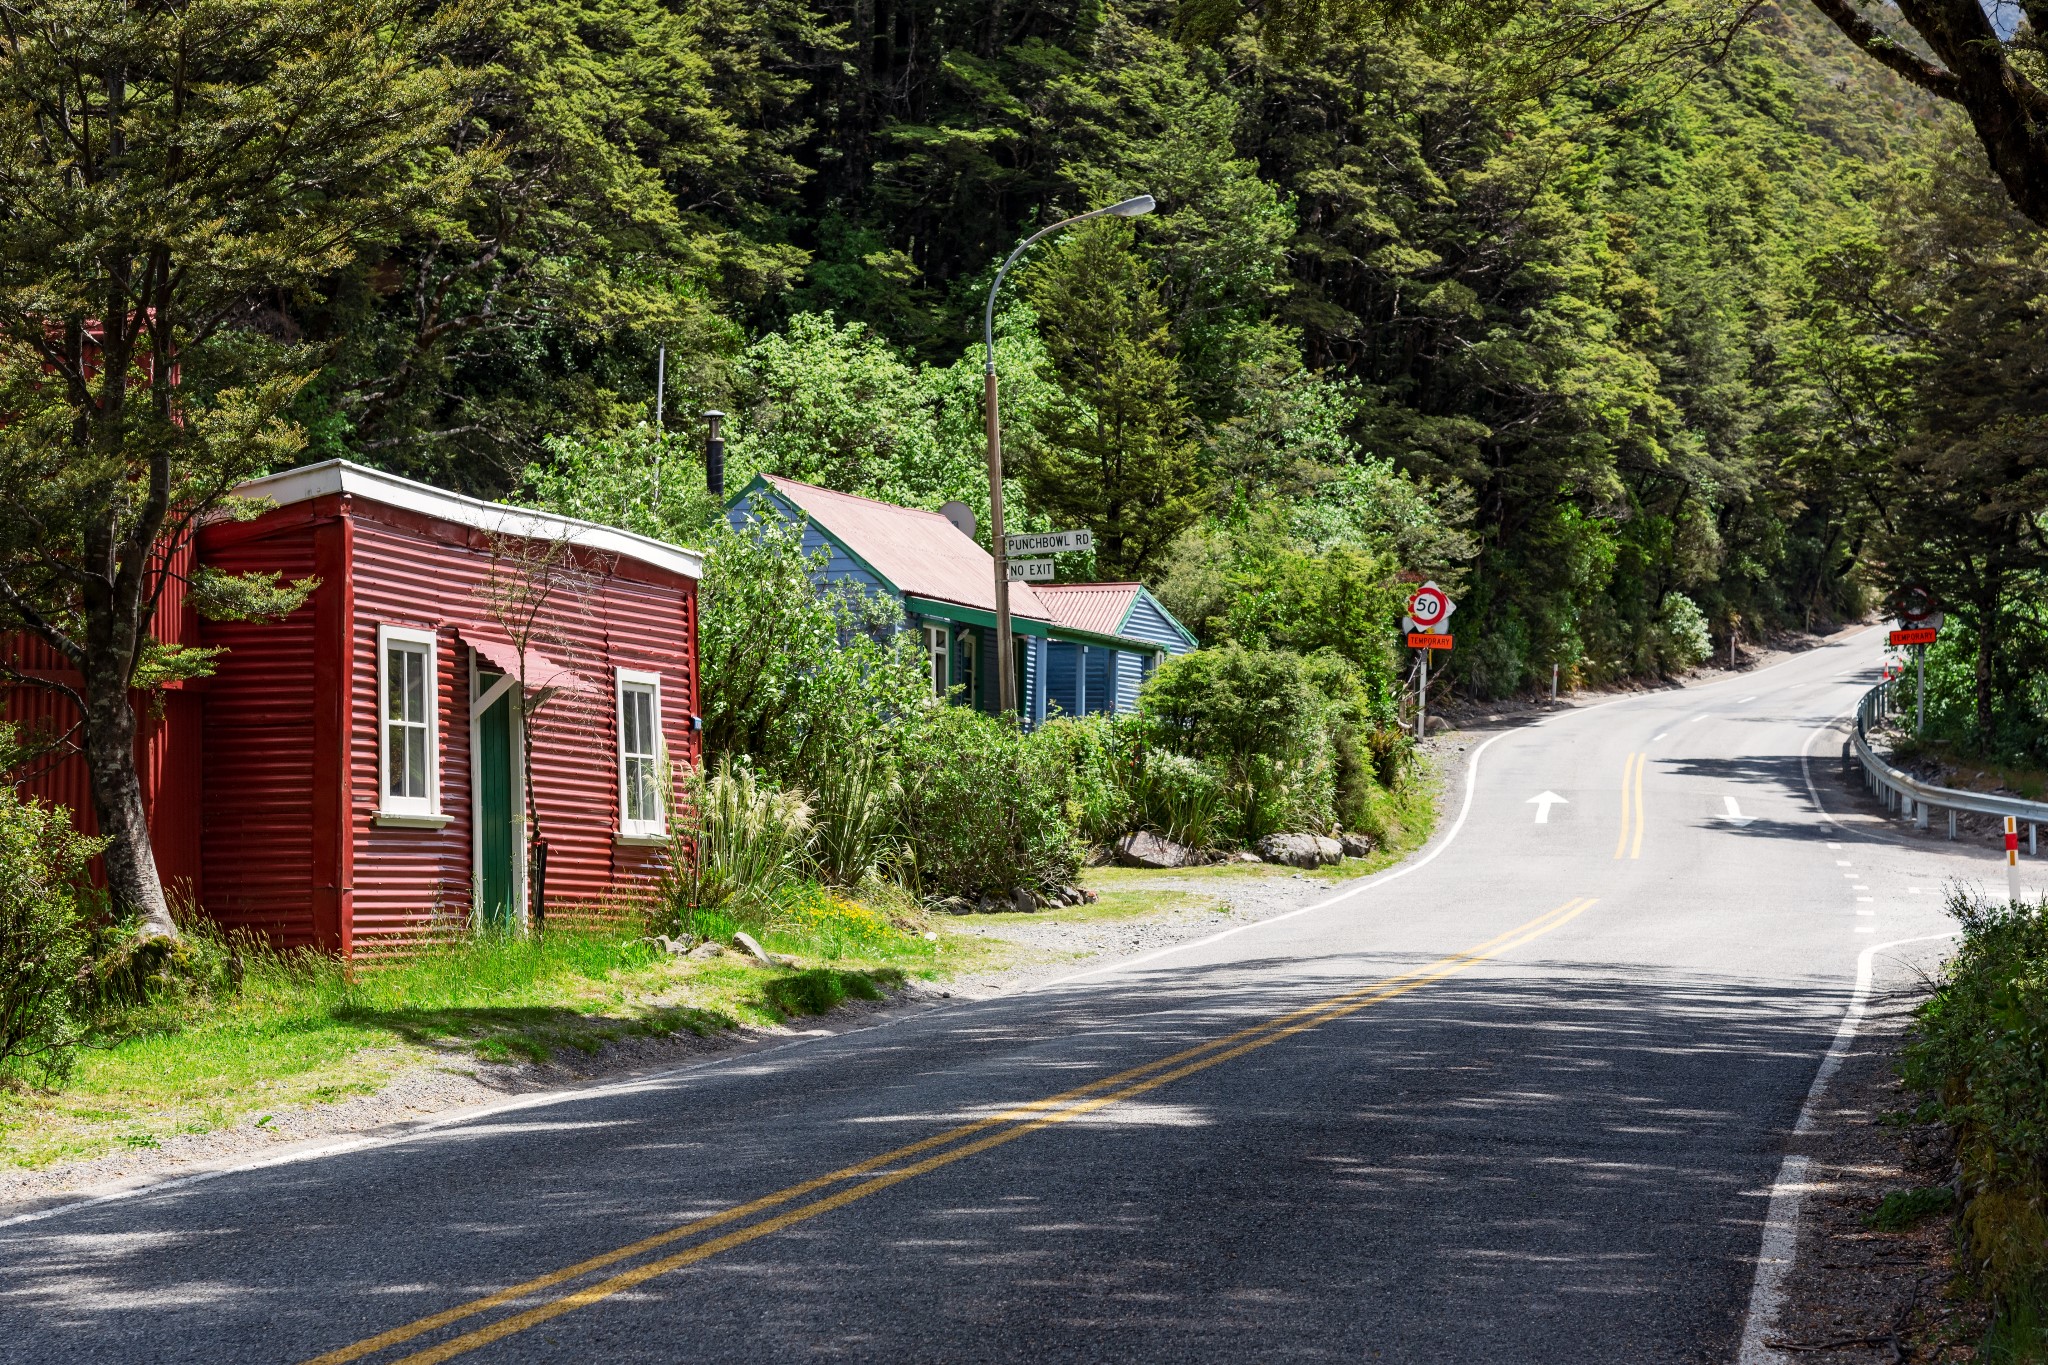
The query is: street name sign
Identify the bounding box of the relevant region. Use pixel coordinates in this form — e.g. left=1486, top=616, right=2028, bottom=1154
left=1889, top=627, right=1939, bottom=646
left=1406, top=632, right=1452, bottom=650
left=1006, top=529, right=1094, bottom=556
left=1007, top=558, right=1055, bottom=582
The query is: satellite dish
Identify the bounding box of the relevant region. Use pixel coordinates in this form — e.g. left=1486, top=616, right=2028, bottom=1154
left=940, top=501, right=976, bottom=539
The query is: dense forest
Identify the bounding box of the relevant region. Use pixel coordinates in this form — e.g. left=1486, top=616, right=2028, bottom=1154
left=246, top=0, right=2031, bottom=727
left=3, top=0, right=2043, bottom=752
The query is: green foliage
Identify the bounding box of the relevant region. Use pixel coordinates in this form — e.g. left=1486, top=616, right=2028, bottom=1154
left=762, top=966, right=887, bottom=1018
left=0, top=787, right=106, bottom=1088
left=1655, top=594, right=1714, bottom=673
left=1142, top=645, right=1336, bottom=841
left=1903, top=889, right=2048, bottom=1335
left=1796, top=129, right=2048, bottom=755
left=695, top=503, right=931, bottom=784
left=894, top=705, right=1080, bottom=899
left=1865, top=1186, right=1956, bottom=1231
left=1133, top=750, right=1227, bottom=851
left=1022, top=220, right=1202, bottom=580
left=667, top=757, right=813, bottom=930
left=1035, top=715, right=1143, bottom=848
left=807, top=750, right=900, bottom=887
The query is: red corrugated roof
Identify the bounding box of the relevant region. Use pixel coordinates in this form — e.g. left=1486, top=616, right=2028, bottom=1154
left=760, top=476, right=1055, bottom=622
left=1032, top=583, right=1140, bottom=638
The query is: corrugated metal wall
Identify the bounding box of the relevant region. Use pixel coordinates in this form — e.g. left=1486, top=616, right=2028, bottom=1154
left=1, top=534, right=206, bottom=898
left=7, top=500, right=698, bottom=955
left=346, top=504, right=696, bottom=950
left=197, top=523, right=320, bottom=946
left=348, top=516, right=476, bottom=951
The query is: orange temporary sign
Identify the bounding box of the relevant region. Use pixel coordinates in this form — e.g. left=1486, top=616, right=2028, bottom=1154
left=1407, top=632, right=1453, bottom=650
left=1889, top=628, right=1938, bottom=646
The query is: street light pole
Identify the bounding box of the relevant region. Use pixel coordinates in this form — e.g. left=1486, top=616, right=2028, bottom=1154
left=983, top=192, right=1154, bottom=715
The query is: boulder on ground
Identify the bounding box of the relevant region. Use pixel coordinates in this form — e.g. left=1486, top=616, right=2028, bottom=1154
left=1010, top=886, right=1038, bottom=914
left=1313, top=835, right=1342, bottom=864
left=937, top=896, right=976, bottom=916
left=1339, top=832, right=1375, bottom=859
left=688, top=941, right=725, bottom=960
left=1257, top=833, right=1336, bottom=868
left=731, top=930, right=776, bottom=966
left=1114, top=830, right=1198, bottom=869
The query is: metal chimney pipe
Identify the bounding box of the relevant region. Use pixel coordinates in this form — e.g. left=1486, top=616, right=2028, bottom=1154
left=703, top=409, right=726, bottom=502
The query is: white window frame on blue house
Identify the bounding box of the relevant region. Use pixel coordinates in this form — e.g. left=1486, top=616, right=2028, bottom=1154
left=922, top=623, right=949, bottom=699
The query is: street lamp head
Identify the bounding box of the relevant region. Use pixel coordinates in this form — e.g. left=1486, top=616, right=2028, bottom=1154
left=1105, top=194, right=1155, bottom=217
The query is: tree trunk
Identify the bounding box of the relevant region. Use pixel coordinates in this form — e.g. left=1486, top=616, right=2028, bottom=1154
left=82, top=677, right=177, bottom=940
left=1973, top=564, right=2001, bottom=743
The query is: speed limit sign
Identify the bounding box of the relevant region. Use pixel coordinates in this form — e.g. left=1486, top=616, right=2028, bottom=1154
left=1408, top=584, right=1450, bottom=630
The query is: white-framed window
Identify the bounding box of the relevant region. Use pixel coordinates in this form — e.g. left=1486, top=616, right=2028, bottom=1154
left=922, top=624, right=949, bottom=699
left=616, top=668, right=666, bottom=840
left=378, top=624, right=440, bottom=817
left=958, top=630, right=978, bottom=705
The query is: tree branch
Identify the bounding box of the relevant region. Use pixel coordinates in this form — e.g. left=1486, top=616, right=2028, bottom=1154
left=1802, top=0, right=1961, bottom=99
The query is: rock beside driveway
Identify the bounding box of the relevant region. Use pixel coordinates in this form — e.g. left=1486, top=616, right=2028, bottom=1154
left=1115, top=830, right=1199, bottom=869
left=1256, top=833, right=1341, bottom=868
left=1338, top=832, right=1375, bottom=859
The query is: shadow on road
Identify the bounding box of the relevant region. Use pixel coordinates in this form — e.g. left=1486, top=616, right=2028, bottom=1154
left=0, top=949, right=1850, bottom=1362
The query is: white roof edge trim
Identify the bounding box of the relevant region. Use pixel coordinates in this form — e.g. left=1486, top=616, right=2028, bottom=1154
left=232, top=459, right=703, bottom=580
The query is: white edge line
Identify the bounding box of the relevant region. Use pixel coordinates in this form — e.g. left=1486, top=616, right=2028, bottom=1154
left=1734, top=930, right=1957, bottom=1365
left=1035, top=624, right=1883, bottom=993
left=2, top=626, right=1885, bottom=1234
left=1026, top=728, right=1516, bottom=992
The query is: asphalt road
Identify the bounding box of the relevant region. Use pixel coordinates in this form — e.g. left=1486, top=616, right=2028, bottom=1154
left=2, top=627, right=2012, bottom=1363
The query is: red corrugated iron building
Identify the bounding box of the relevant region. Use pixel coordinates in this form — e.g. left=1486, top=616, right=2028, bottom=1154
left=3, top=460, right=702, bottom=955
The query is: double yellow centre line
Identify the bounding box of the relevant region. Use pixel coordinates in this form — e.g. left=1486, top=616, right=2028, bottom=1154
left=1614, top=752, right=1648, bottom=859
left=309, top=896, right=1598, bottom=1365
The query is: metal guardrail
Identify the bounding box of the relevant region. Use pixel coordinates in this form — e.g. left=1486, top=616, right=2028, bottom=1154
left=1845, top=679, right=2046, bottom=852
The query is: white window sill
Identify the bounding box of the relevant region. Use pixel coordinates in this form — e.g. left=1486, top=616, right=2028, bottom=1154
left=374, top=811, right=453, bottom=830
left=616, top=831, right=669, bottom=847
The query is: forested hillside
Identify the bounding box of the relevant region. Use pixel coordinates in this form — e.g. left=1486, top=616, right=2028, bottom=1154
left=187, top=1, right=2039, bottom=724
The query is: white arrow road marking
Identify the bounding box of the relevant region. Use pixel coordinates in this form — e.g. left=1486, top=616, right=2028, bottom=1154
left=1719, top=795, right=1754, bottom=827
left=1527, top=791, right=1569, bottom=824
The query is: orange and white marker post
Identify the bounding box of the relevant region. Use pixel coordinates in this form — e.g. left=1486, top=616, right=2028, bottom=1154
left=2008, top=816, right=2024, bottom=904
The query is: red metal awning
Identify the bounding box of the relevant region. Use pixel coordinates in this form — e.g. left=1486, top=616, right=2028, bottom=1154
left=455, top=623, right=593, bottom=695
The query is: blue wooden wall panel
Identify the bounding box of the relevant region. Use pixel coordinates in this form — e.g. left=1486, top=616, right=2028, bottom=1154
left=1046, top=641, right=1078, bottom=717
left=1084, top=646, right=1112, bottom=715
left=1120, top=593, right=1195, bottom=653
left=1114, top=651, right=1140, bottom=713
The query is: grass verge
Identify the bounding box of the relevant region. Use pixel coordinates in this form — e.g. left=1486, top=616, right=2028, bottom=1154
left=0, top=894, right=932, bottom=1175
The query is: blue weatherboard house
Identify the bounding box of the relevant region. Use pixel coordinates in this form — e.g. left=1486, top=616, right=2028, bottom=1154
left=728, top=475, right=1196, bottom=722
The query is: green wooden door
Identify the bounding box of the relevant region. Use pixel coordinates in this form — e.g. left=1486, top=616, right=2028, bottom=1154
left=475, top=673, right=517, bottom=932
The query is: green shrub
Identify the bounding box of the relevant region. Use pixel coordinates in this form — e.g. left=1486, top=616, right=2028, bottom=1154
left=666, top=757, right=811, bottom=931
left=697, top=503, right=932, bottom=785
left=895, top=704, right=1079, bottom=899
left=1903, top=888, right=2048, bottom=1339
left=1133, top=750, right=1225, bottom=849
left=1036, top=714, right=1141, bottom=847
left=1655, top=593, right=1713, bottom=673
left=0, top=789, right=106, bottom=1088
left=1865, top=1186, right=1955, bottom=1231
left=809, top=749, right=899, bottom=886
left=1142, top=644, right=1335, bottom=842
